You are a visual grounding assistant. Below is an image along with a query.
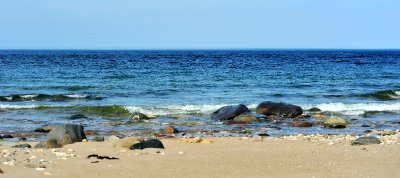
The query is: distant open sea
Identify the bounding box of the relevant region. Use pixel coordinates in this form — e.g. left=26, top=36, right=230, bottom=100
left=1, top=50, right=400, bottom=137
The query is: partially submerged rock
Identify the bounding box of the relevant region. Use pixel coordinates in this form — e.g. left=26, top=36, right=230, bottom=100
left=351, top=136, right=382, bottom=145
left=129, top=139, right=164, bottom=150
left=288, top=121, right=313, bottom=127
left=323, top=117, right=347, bottom=128
left=211, top=104, right=250, bottom=121
left=308, top=107, right=322, bottom=112
left=233, top=113, right=267, bottom=122
left=46, top=124, right=86, bottom=148
left=69, top=114, right=88, bottom=120
left=256, top=101, right=303, bottom=118
left=131, top=112, right=150, bottom=120
left=34, top=125, right=56, bottom=133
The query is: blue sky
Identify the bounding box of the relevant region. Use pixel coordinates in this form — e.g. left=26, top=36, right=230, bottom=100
left=0, top=0, right=399, bottom=49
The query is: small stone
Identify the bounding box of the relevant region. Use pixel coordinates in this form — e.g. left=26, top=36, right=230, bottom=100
left=44, top=172, right=52, bottom=176
left=129, top=139, right=164, bottom=150
left=178, top=151, right=184, bottom=155
left=67, top=149, right=74, bottom=152
left=351, top=136, right=382, bottom=145
left=93, top=136, right=105, bottom=142
left=0, top=168, right=3, bottom=173
left=164, top=126, right=179, bottom=134
left=36, top=168, right=45, bottom=171
left=84, top=130, right=97, bottom=135
left=288, top=121, right=313, bottom=127
left=323, top=117, right=347, bottom=128
left=183, top=137, right=211, bottom=144
left=12, top=143, right=32, bottom=148
left=19, top=137, right=27, bottom=141
left=30, top=156, right=37, bottom=160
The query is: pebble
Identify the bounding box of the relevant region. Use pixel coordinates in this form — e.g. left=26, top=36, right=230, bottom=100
left=0, top=168, right=3, bottom=173
left=43, top=172, right=52, bottom=176
left=35, top=168, right=45, bottom=171
left=67, top=149, right=74, bottom=152
left=178, top=151, right=184, bottom=155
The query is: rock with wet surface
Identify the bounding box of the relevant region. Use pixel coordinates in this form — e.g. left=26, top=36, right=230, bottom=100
left=351, top=136, right=382, bottom=145
left=69, top=114, right=88, bottom=120
left=211, top=104, right=250, bottom=121
left=256, top=101, right=303, bottom=118
left=164, top=126, right=179, bottom=134
left=233, top=113, right=267, bottom=122
left=46, top=124, right=87, bottom=148
left=12, top=143, right=31, bottom=148
left=34, top=125, right=56, bottom=133
left=129, top=139, right=164, bottom=150
left=323, top=117, right=347, bottom=128
left=131, top=112, right=150, bottom=120
left=288, top=121, right=313, bottom=127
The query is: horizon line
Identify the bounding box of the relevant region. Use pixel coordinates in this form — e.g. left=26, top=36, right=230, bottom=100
left=1, top=48, right=400, bottom=51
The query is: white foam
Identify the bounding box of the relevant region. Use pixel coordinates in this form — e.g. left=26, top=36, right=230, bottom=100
left=19, top=95, right=39, bottom=98
left=64, top=94, right=88, bottom=98
left=303, top=102, right=400, bottom=115
left=0, top=104, right=39, bottom=109
left=125, top=103, right=258, bottom=116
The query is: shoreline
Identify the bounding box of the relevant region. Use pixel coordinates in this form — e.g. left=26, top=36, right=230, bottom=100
left=1, top=136, right=400, bottom=178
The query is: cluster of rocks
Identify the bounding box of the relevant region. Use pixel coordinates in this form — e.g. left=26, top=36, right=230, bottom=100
left=210, top=101, right=349, bottom=129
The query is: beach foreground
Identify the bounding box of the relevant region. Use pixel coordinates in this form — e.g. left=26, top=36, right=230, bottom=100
left=1, top=137, right=400, bottom=178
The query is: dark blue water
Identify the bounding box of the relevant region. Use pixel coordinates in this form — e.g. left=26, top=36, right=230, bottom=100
left=1, top=50, right=400, bottom=137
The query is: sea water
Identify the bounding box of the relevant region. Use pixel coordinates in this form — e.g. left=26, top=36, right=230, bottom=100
left=1, top=50, right=399, bottom=137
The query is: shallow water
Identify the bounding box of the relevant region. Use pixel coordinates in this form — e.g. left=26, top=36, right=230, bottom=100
left=1, top=50, right=400, bottom=138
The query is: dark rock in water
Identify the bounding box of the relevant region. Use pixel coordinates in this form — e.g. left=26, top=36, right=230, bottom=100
left=0, top=96, right=8, bottom=101
left=129, top=139, right=164, bottom=150
left=211, top=104, right=250, bottom=121
left=224, top=120, right=249, bottom=125
left=351, top=136, right=381, bottom=145
left=234, top=113, right=267, bottom=122
left=34, top=125, right=56, bottom=133
left=12, top=143, right=31, bottom=148
left=19, top=137, right=27, bottom=141
left=164, top=126, right=179, bottom=134
left=69, top=114, right=88, bottom=120
left=364, top=130, right=373, bottom=133
left=256, top=101, right=303, bottom=118
left=258, top=133, right=269, bottom=137
left=46, top=124, right=87, bottom=148
left=288, top=121, right=313, bottom=127
left=361, top=124, right=370, bottom=127
left=131, top=112, right=150, bottom=120
left=0, top=134, right=13, bottom=138
left=34, top=142, right=47, bottom=148
left=93, top=136, right=105, bottom=142
left=308, top=107, right=321, bottom=112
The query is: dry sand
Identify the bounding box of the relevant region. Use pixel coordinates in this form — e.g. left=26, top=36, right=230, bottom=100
left=1, top=137, right=400, bottom=178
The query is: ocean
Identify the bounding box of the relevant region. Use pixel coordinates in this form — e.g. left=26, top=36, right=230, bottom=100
left=1, top=50, right=400, bottom=138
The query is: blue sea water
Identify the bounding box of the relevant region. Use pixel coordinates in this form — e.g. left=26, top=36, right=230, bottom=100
left=0, top=50, right=400, bottom=137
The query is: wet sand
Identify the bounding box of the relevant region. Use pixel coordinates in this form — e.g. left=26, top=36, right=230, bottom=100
left=1, top=137, right=400, bottom=178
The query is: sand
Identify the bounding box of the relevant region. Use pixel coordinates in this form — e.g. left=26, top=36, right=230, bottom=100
left=1, top=137, right=400, bottom=178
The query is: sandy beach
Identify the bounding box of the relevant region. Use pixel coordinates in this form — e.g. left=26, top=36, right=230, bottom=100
left=1, top=136, right=400, bottom=178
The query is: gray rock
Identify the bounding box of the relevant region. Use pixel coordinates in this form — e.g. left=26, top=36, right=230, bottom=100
left=233, top=113, right=267, bottom=122
left=34, top=142, right=47, bottom=148
left=69, top=114, right=88, bottom=120
left=308, top=107, right=321, bottom=112
left=129, top=139, right=164, bottom=150
left=131, top=112, right=150, bottom=120
left=256, top=101, right=303, bottom=118
left=351, top=136, right=382, bottom=145
left=12, top=143, right=31, bottom=148
left=93, top=136, right=105, bottom=142
left=211, top=104, right=250, bottom=121
left=46, top=124, right=86, bottom=148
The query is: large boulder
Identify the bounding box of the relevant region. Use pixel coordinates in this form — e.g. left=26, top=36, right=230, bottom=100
left=256, top=101, right=303, bottom=118
left=46, top=124, right=86, bottom=148
left=211, top=104, right=250, bottom=121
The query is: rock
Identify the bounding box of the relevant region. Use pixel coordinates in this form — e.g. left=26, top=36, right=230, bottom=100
left=288, top=121, right=313, bottom=127
left=294, top=114, right=311, bottom=119
left=233, top=113, right=267, bottom=122
left=129, top=139, right=164, bottom=150
left=256, top=101, right=303, bottom=118
left=12, top=143, right=31, bottom=148
left=34, top=142, right=47, bottom=148
left=323, top=117, right=347, bottom=128
left=183, top=137, right=211, bottom=144
left=19, top=137, right=27, bottom=141
left=211, top=104, right=250, bottom=121
left=84, top=130, right=97, bottom=135
left=118, top=137, right=141, bottom=148
left=0, top=134, right=13, bottom=138
left=34, top=125, right=56, bottom=133
left=308, top=107, right=321, bottom=112
left=266, top=115, right=284, bottom=121
left=164, top=126, right=179, bottom=134
left=351, top=136, right=381, bottom=145
left=93, top=136, right=105, bottom=142
left=224, top=120, right=249, bottom=125
left=69, top=114, right=88, bottom=120
left=0, top=168, right=3, bottom=173
left=313, top=113, right=325, bottom=118
left=46, top=124, right=86, bottom=148
left=131, top=112, right=150, bottom=120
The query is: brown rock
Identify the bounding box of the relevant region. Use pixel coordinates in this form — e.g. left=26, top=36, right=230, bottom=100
left=267, top=115, right=284, bottom=121
left=84, top=130, right=97, bottom=135
left=288, top=121, right=313, bottom=127
left=164, top=126, right=179, bottom=134
left=224, top=120, right=249, bottom=125
left=0, top=168, right=3, bottom=173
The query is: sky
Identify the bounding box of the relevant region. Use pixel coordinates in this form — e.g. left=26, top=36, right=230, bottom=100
left=0, top=0, right=399, bottom=49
